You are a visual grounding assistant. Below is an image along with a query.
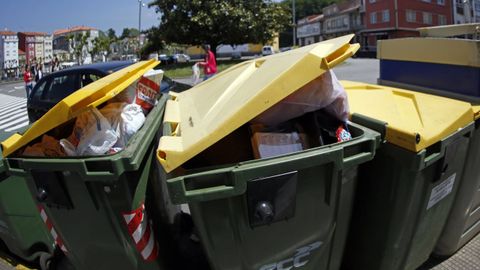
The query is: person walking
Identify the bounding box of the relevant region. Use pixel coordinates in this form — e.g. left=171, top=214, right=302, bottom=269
left=197, top=44, right=217, bottom=80
left=23, top=65, right=33, bottom=98
left=35, top=64, right=43, bottom=82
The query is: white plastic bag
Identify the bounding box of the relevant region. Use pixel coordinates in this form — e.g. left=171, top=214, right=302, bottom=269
left=62, top=107, right=118, bottom=156
left=100, top=102, right=146, bottom=148
left=192, top=63, right=200, bottom=85
left=252, top=70, right=349, bottom=125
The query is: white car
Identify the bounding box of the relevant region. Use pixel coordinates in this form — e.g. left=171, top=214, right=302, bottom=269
left=172, top=54, right=191, bottom=63
left=262, top=46, right=275, bottom=56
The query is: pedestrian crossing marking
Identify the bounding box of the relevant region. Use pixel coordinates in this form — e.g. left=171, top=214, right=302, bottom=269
left=0, top=94, right=29, bottom=133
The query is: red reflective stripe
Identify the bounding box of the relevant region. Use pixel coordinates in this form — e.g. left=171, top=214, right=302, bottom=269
left=126, top=208, right=143, bottom=234
left=139, top=77, right=159, bottom=91
left=145, top=240, right=158, bottom=262
left=136, top=220, right=151, bottom=251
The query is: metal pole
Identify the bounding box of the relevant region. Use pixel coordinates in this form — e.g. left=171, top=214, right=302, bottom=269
left=292, top=0, right=296, bottom=46
left=138, top=0, right=142, bottom=45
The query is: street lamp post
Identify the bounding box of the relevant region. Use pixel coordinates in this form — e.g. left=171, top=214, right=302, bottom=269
left=292, top=0, right=296, bottom=46
left=138, top=0, right=145, bottom=45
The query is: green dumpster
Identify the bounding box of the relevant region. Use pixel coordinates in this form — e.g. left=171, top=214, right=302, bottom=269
left=433, top=106, right=480, bottom=256
left=340, top=81, right=475, bottom=270
left=1, top=60, right=180, bottom=270
left=155, top=35, right=380, bottom=270
left=0, top=130, right=54, bottom=269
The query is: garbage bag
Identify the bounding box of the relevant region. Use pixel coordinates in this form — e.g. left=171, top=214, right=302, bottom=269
left=62, top=107, right=118, bottom=156
left=253, top=70, right=349, bottom=125
left=24, top=135, right=66, bottom=157
left=100, top=102, right=146, bottom=148
left=192, top=63, right=200, bottom=85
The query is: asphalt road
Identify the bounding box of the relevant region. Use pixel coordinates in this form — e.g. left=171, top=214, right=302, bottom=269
left=174, top=58, right=380, bottom=86
left=0, top=81, right=28, bottom=99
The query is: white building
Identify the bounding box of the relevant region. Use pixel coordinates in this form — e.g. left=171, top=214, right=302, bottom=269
left=297, top=14, right=323, bottom=46
left=453, top=0, right=480, bottom=24
left=44, top=35, right=53, bottom=71
left=0, top=31, right=19, bottom=79
left=53, top=26, right=99, bottom=64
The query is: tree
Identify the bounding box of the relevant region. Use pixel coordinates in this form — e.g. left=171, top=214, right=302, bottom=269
left=67, top=32, right=90, bottom=65
left=148, top=0, right=290, bottom=55
left=89, top=35, right=112, bottom=62
left=120, top=28, right=140, bottom=39
left=107, top=28, right=117, bottom=41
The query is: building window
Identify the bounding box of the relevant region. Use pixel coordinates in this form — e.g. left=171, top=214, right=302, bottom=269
left=437, top=0, right=445, bottom=5
left=423, top=12, right=433, bottom=24
left=421, top=0, right=431, bottom=2
left=406, top=10, right=416, bottom=22
left=370, top=12, right=377, bottom=24
left=382, top=10, right=390, bottom=22
left=369, top=0, right=376, bottom=3
left=438, top=14, right=447, bottom=25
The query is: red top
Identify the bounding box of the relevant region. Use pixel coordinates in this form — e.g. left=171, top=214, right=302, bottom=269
left=23, top=71, right=32, bottom=83
left=203, top=50, right=217, bottom=75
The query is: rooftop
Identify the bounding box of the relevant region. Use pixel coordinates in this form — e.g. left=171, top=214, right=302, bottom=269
left=0, top=31, right=16, bottom=36
left=18, top=31, right=48, bottom=36
left=53, top=26, right=97, bottom=36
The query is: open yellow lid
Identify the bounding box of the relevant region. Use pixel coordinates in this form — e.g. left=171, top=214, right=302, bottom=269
left=341, top=80, right=474, bottom=152
left=157, top=34, right=359, bottom=172
left=1, top=59, right=159, bottom=157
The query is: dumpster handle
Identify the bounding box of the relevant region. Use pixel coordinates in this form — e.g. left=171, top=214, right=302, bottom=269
left=342, top=139, right=376, bottom=168
left=167, top=170, right=245, bottom=204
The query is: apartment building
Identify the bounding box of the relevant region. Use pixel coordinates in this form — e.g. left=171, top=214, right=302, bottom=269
left=53, top=26, right=99, bottom=64
left=364, top=0, right=453, bottom=50
left=0, top=31, right=19, bottom=78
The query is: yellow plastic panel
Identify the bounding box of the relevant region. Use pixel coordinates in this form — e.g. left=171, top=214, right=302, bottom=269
left=1, top=59, right=159, bottom=157
left=473, top=106, right=480, bottom=120
left=377, top=38, right=480, bottom=68
left=158, top=35, right=360, bottom=172
left=342, top=81, right=473, bottom=152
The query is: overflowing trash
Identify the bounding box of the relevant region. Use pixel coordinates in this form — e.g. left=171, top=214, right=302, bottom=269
left=248, top=70, right=351, bottom=160
left=18, top=69, right=162, bottom=157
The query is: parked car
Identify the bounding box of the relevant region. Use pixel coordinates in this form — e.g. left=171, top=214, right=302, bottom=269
left=262, top=45, right=275, bottom=56
left=172, top=53, right=191, bottom=63
left=27, top=61, right=191, bottom=122
left=158, top=54, right=175, bottom=65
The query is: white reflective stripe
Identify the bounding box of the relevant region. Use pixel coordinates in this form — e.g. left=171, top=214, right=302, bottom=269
left=140, top=223, right=155, bottom=260
left=60, top=245, right=68, bottom=253
left=40, top=209, right=48, bottom=223
left=50, top=228, right=58, bottom=240
left=123, top=213, right=136, bottom=224
left=132, top=212, right=148, bottom=243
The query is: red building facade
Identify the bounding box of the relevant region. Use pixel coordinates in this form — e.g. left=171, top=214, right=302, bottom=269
left=18, top=32, right=47, bottom=65
left=363, top=0, right=453, bottom=50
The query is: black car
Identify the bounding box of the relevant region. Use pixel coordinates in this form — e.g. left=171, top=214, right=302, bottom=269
left=27, top=61, right=190, bottom=122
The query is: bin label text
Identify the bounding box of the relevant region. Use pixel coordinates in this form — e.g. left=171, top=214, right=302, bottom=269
left=259, top=241, right=322, bottom=270
left=427, top=173, right=456, bottom=210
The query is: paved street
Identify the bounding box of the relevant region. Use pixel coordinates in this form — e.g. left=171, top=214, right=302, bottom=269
left=0, top=93, right=28, bottom=133
left=0, top=81, right=28, bottom=99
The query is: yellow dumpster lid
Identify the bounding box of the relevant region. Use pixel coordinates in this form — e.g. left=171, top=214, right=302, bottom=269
left=341, top=80, right=474, bottom=152
left=158, top=34, right=359, bottom=172
left=473, top=106, right=480, bottom=120
left=1, top=59, right=159, bottom=157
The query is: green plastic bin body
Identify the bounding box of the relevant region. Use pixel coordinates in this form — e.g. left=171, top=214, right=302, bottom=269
left=0, top=130, right=54, bottom=265
left=4, top=96, right=175, bottom=270
left=343, top=115, right=474, bottom=270
left=163, top=122, right=380, bottom=270
left=434, top=118, right=480, bottom=256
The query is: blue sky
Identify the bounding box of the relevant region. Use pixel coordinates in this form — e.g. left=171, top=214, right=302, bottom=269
left=0, top=0, right=160, bottom=35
